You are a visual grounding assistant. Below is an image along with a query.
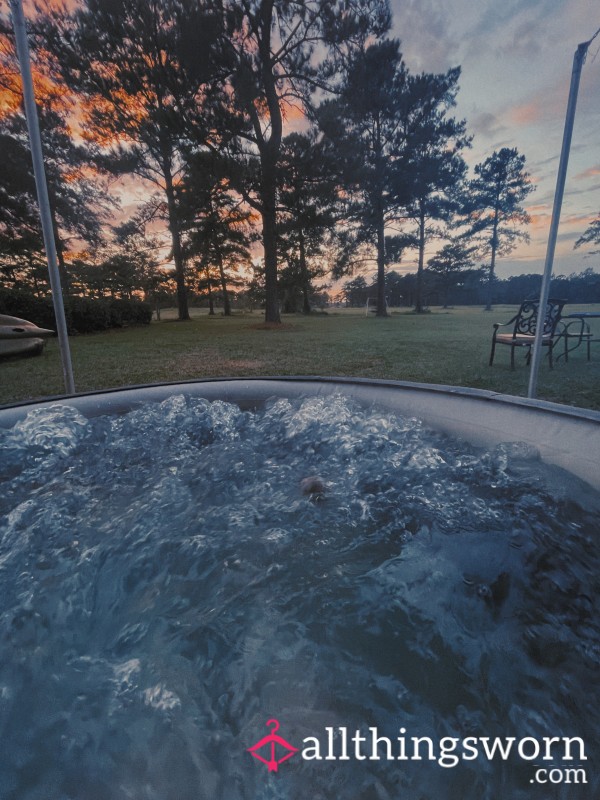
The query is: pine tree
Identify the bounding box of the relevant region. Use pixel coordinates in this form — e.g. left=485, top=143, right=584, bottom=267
left=180, top=151, right=253, bottom=316
left=574, top=213, right=600, bottom=254
left=318, top=39, right=408, bottom=316
left=0, top=20, right=111, bottom=294
left=397, top=68, right=469, bottom=313
left=277, top=132, right=337, bottom=314
left=426, top=240, right=474, bottom=308
left=42, top=0, right=226, bottom=320
left=463, top=147, right=534, bottom=311
left=208, top=0, right=391, bottom=323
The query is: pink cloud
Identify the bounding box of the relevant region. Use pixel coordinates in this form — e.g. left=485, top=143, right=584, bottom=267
left=574, top=165, right=600, bottom=180
left=507, top=100, right=543, bottom=126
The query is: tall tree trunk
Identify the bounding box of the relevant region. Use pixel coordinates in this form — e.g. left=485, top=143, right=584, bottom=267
left=376, top=215, right=387, bottom=317
left=415, top=203, right=426, bottom=313
left=260, top=158, right=280, bottom=323
left=256, top=2, right=282, bottom=324
left=298, top=230, right=311, bottom=315
left=162, top=158, right=189, bottom=321
left=50, top=211, right=70, bottom=298
left=485, top=208, right=499, bottom=311
left=206, top=268, right=215, bottom=316
left=374, top=117, right=387, bottom=317
left=217, top=252, right=231, bottom=315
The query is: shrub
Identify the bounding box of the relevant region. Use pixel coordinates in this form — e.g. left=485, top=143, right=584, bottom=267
left=0, top=288, right=55, bottom=329
left=66, top=297, right=112, bottom=333
left=0, top=288, right=152, bottom=333
left=108, top=298, right=152, bottom=328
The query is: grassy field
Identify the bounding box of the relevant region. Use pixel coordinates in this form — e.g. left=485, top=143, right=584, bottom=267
left=2, top=304, right=600, bottom=410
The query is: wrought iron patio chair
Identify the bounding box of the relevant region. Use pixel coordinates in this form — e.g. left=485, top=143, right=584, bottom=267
left=489, top=299, right=566, bottom=370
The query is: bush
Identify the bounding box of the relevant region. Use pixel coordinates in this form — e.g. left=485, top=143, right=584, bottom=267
left=108, top=298, right=152, bottom=328
left=0, top=288, right=152, bottom=334
left=0, top=288, right=56, bottom=329
left=66, top=297, right=112, bottom=333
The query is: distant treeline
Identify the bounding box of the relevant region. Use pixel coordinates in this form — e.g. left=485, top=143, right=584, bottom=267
left=342, top=268, right=600, bottom=308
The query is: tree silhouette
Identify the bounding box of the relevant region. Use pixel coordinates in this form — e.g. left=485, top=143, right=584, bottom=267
left=318, top=39, right=408, bottom=316
left=277, top=132, right=337, bottom=313
left=575, top=213, right=600, bottom=254
left=463, top=147, right=534, bottom=311
left=0, top=108, right=111, bottom=293
left=180, top=152, right=253, bottom=316
left=209, top=0, right=391, bottom=323
left=342, top=275, right=369, bottom=307
left=426, top=240, right=474, bottom=308
left=43, top=0, right=226, bottom=320
left=0, top=19, right=111, bottom=295
left=320, top=43, right=468, bottom=315
left=397, top=68, right=469, bottom=313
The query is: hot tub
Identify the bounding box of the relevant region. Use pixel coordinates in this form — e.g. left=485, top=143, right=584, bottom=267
left=0, top=378, right=598, bottom=800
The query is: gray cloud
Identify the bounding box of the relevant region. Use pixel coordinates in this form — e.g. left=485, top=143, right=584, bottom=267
left=470, top=0, right=566, bottom=40
left=557, top=231, right=582, bottom=242
left=565, top=182, right=600, bottom=198
left=470, top=111, right=507, bottom=138
left=390, top=0, right=461, bottom=72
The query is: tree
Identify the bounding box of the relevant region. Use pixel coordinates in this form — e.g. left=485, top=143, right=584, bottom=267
left=17, top=109, right=109, bottom=284
left=384, top=269, right=405, bottom=306
left=0, top=111, right=110, bottom=293
left=239, top=263, right=266, bottom=312
left=397, top=68, right=469, bottom=313
left=463, top=147, right=534, bottom=311
left=426, top=240, right=474, bottom=307
left=575, top=213, right=600, bottom=254
left=319, top=43, right=468, bottom=316
left=0, top=122, right=44, bottom=289
left=180, top=151, right=253, bottom=316
left=277, top=132, right=337, bottom=313
left=211, top=0, right=391, bottom=323
left=318, top=39, right=409, bottom=316
left=43, top=0, right=225, bottom=320
left=342, top=275, right=369, bottom=307
left=0, top=22, right=110, bottom=295
left=111, top=218, right=172, bottom=313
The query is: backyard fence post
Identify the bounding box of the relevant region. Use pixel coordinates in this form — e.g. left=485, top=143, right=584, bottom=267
left=527, top=39, right=592, bottom=399
left=9, top=0, right=76, bottom=395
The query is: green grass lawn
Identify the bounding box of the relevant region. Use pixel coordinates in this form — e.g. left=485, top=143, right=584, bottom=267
left=2, top=305, right=600, bottom=410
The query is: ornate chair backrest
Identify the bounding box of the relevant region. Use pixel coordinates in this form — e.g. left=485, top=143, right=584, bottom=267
left=514, top=299, right=565, bottom=337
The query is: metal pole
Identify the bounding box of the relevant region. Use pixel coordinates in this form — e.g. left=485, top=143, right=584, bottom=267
left=9, top=0, right=76, bottom=394
left=527, top=41, right=589, bottom=399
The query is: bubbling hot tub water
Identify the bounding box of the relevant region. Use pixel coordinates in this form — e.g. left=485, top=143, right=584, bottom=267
left=0, top=393, right=598, bottom=800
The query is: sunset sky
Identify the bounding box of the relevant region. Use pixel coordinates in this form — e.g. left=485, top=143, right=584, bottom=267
left=8, top=0, right=600, bottom=283
left=390, top=0, right=599, bottom=278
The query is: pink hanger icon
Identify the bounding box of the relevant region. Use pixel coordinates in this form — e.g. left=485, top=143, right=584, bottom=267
left=247, top=719, right=299, bottom=772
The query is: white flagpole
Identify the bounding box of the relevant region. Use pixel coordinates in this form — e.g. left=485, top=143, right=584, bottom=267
left=9, top=0, right=76, bottom=395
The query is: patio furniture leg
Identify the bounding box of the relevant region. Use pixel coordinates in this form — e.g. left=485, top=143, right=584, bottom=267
left=489, top=336, right=496, bottom=366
